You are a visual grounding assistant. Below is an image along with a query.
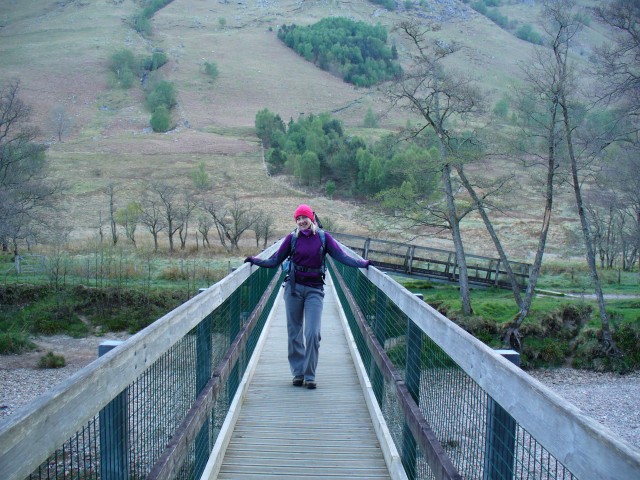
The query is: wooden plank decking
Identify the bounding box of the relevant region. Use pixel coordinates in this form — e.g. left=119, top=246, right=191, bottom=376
left=202, top=278, right=394, bottom=479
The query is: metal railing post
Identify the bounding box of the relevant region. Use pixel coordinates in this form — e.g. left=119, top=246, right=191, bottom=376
left=98, top=340, right=129, bottom=480
left=228, top=289, right=242, bottom=401
left=402, top=294, right=424, bottom=480
left=372, top=287, right=387, bottom=404
left=483, top=350, right=520, bottom=480
left=195, top=314, right=213, bottom=478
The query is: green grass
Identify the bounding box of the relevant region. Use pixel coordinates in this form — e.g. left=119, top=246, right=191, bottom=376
left=537, top=262, right=640, bottom=294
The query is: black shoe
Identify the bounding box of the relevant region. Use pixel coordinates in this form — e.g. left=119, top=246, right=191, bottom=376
left=305, top=380, right=317, bottom=389
left=292, top=375, right=304, bottom=386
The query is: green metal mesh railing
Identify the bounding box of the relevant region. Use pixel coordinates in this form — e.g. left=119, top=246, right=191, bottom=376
left=329, top=259, right=577, bottom=480
left=23, top=265, right=280, bottom=480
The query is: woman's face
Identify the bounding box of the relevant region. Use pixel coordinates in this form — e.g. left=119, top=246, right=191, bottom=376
left=296, top=215, right=312, bottom=230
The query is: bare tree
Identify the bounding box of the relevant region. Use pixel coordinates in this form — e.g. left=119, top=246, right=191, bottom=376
left=177, top=193, right=198, bottom=250
left=50, top=105, right=73, bottom=142
left=592, top=0, right=640, bottom=120
left=254, top=211, right=275, bottom=249
left=197, top=214, right=213, bottom=249
left=604, top=152, right=640, bottom=270
left=499, top=19, right=569, bottom=348
left=544, top=0, right=621, bottom=356
left=152, top=182, right=181, bottom=252
left=386, top=21, right=486, bottom=315
left=116, top=201, right=142, bottom=247
left=585, top=189, right=625, bottom=269
left=0, top=80, right=58, bottom=253
left=107, top=183, right=118, bottom=246
left=592, top=0, right=640, bottom=270
left=202, top=196, right=259, bottom=251
left=139, top=195, right=166, bottom=252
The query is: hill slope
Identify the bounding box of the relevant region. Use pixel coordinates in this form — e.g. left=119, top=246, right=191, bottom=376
left=0, top=0, right=610, bottom=259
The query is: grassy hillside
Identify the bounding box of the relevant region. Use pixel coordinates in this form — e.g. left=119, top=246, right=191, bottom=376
left=0, top=0, right=616, bottom=261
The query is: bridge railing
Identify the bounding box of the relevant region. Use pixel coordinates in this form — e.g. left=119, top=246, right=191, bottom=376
left=0, top=243, right=282, bottom=480
left=330, top=232, right=531, bottom=289
left=329, top=256, right=640, bottom=480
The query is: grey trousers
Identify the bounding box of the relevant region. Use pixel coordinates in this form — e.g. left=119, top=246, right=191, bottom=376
left=284, top=281, right=325, bottom=382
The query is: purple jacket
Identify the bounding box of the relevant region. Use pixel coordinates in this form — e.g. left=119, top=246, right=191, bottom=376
left=249, top=230, right=369, bottom=286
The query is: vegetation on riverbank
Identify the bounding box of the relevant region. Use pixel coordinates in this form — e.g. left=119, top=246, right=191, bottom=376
left=399, top=266, right=640, bottom=372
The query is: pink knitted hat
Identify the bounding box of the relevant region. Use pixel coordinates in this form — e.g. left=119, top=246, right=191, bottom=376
left=293, top=204, right=314, bottom=221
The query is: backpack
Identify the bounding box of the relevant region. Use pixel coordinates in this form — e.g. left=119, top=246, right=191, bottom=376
left=282, top=228, right=326, bottom=278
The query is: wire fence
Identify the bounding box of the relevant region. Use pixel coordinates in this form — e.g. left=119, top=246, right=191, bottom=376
left=329, top=258, right=583, bottom=480
left=2, top=251, right=232, bottom=298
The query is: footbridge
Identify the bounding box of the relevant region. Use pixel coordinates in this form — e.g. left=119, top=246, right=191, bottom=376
left=1, top=240, right=639, bottom=480
left=330, top=233, right=531, bottom=289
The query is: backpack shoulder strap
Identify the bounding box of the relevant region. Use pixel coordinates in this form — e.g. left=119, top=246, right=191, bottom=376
left=318, top=229, right=326, bottom=255
left=290, top=228, right=298, bottom=256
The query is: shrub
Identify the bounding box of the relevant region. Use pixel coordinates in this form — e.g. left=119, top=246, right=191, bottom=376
left=521, top=338, right=570, bottom=369
left=150, top=105, right=172, bottom=132
left=0, top=284, right=50, bottom=305
left=133, top=14, right=152, bottom=36
left=493, top=98, right=509, bottom=119
left=0, top=332, right=36, bottom=354
left=158, top=265, right=189, bottom=281
left=191, top=161, right=210, bottom=190
left=203, top=61, right=219, bottom=80
left=486, top=9, right=508, bottom=28
left=109, top=49, right=138, bottom=88
left=364, top=107, right=378, bottom=128
left=472, top=1, right=487, bottom=14
left=516, top=24, right=544, bottom=45
left=145, top=80, right=176, bottom=112
left=32, top=305, right=90, bottom=337
left=142, top=52, right=168, bottom=71
left=39, top=351, right=66, bottom=369
left=612, top=323, right=640, bottom=372
left=455, top=315, right=499, bottom=344
left=266, top=148, right=287, bottom=174
left=325, top=180, right=336, bottom=198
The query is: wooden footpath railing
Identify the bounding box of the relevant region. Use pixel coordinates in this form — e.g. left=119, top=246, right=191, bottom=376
left=330, top=233, right=531, bottom=289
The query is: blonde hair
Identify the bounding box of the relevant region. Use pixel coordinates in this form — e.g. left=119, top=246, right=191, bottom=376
left=295, top=222, right=318, bottom=236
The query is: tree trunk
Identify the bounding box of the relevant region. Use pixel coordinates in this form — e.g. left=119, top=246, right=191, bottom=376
left=443, top=162, right=472, bottom=315
left=561, top=101, right=621, bottom=357
left=167, top=217, right=174, bottom=252
left=455, top=165, right=523, bottom=308
left=503, top=102, right=559, bottom=349
left=108, top=185, right=118, bottom=246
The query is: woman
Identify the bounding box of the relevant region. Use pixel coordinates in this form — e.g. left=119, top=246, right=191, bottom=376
left=244, top=204, right=371, bottom=389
